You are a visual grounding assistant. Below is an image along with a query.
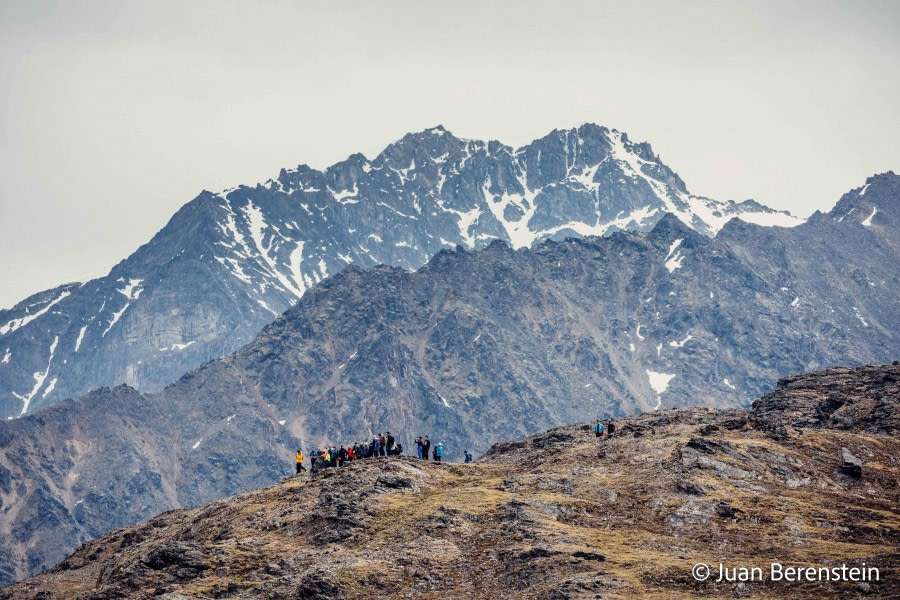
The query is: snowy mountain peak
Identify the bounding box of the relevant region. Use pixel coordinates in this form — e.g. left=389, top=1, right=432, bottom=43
left=1, top=125, right=873, bottom=419
left=828, top=170, right=899, bottom=228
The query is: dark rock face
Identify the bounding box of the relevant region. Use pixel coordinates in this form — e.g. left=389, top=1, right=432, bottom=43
left=3, top=368, right=898, bottom=599
left=751, top=364, right=900, bottom=434
left=839, top=447, right=863, bottom=480
left=0, top=124, right=807, bottom=419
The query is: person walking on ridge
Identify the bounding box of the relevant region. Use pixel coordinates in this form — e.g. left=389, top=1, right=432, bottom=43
left=296, top=449, right=306, bottom=474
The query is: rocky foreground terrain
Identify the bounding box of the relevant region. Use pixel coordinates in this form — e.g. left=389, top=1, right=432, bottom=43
left=4, top=363, right=897, bottom=599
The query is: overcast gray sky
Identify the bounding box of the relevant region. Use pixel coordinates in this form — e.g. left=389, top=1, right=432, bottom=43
left=1, top=0, right=898, bottom=309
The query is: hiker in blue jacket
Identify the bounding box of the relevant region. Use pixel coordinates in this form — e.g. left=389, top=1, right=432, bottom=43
left=434, top=442, right=444, bottom=462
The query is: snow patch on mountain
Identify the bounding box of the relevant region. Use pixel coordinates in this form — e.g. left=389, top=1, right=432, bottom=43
left=331, top=183, right=359, bottom=204
left=117, top=279, right=144, bottom=301
left=481, top=177, right=540, bottom=249
left=862, top=207, right=878, bottom=227
left=41, top=378, right=57, bottom=399
left=736, top=211, right=805, bottom=228
left=159, top=341, right=196, bottom=352
left=12, top=336, right=59, bottom=416
left=1, top=291, right=71, bottom=336
left=669, top=334, right=693, bottom=348
left=646, top=369, right=676, bottom=410
left=664, top=239, right=685, bottom=273
left=102, top=303, right=130, bottom=337
left=74, top=325, right=88, bottom=352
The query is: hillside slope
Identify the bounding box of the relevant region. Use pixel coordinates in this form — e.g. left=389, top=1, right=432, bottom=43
left=0, top=124, right=803, bottom=418
left=4, top=364, right=898, bottom=599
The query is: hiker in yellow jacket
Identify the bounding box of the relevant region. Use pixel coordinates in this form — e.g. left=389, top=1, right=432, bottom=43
left=295, top=450, right=306, bottom=474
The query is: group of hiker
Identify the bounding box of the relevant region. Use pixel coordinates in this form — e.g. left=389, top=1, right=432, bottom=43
left=593, top=418, right=617, bottom=439
left=294, top=419, right=616, bottom=474
left=295, top=431, right=404, bottom=474
left=296, top=431, right=468, bottom=474
left=413, top=436, right=446, bottom=462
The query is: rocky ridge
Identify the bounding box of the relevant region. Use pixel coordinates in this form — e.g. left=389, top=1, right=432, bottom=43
left=3, top=363, right=898, bottom=599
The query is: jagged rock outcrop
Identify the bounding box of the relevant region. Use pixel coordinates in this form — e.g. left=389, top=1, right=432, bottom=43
left=750, top=363, right=900, bottom=434
left=0, top=124, right=808, bottom=418
left=3, top=364, right=897, bottom=598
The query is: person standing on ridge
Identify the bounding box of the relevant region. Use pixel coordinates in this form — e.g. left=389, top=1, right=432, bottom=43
left=387, top=431, right=395, bottom=455
left=464, top=450, right=473, bottom=463
left=422, top=436, right=431, bottom=461
left=415, top=437, right=423, bottom=459
left=593, top=420, right=603, bottom=438
left=296, top=449, right=306, bottom=474
left=435, top=442, right=444, bottom=462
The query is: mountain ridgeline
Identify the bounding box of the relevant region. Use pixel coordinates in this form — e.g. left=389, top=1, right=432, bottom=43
left=0, top=124, right=804, bottom=418
left=0, top=172, right=897, bottom=586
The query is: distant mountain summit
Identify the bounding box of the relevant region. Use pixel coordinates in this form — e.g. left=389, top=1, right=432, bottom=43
left=0, top=124, right=804, bottom=418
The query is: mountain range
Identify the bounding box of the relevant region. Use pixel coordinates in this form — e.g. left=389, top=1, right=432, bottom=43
left=0, top=124, right=804, bottom=419
left=0, top=168, right=896, bottom=586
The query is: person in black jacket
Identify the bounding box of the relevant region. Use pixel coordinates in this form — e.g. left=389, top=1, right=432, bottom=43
left=422, top=436, right=431, bottom=461
left=386, top=431, right=395, bottom=454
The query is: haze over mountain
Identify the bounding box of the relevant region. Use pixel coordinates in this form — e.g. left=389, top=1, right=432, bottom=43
left=0, top=124, right=803, bottom=419
left=0, top=171, right=896, bottom=586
